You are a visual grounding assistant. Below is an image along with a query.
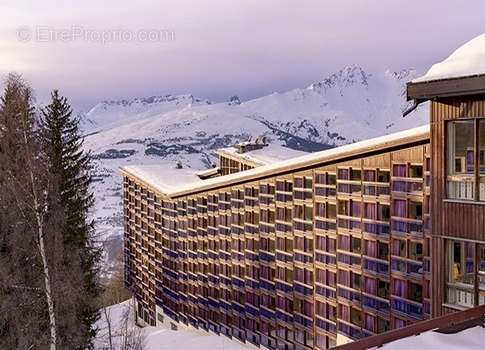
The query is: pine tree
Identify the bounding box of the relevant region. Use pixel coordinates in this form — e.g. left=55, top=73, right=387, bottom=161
left=41, top=90, right=101, bottom=349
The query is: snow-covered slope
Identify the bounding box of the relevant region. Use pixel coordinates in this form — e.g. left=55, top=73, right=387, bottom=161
left=95, top=300, right=250, bottom=350
left=82, top=94, right=213, bottom=135
left=83, top=65, right=428, bottom=267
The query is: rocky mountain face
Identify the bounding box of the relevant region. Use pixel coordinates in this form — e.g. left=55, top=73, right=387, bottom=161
left=82, top=65, right=428, bottom=268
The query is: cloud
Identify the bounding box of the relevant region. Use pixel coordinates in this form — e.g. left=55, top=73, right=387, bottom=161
left=1, top=0, right=484, bottom=110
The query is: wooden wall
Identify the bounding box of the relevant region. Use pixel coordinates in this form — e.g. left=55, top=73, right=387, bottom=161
left=430, top=96, right=485, bottom=316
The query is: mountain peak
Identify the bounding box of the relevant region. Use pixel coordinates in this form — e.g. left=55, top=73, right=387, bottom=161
left=308, top=65, right=371, bottom=95
left=92, top=94, right=212, bottom=110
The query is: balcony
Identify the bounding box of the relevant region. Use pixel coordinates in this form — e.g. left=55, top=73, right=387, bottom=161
left=363, top=222, right=390, bottom=238
left=276, top=310, right=293, bottom=324
left=294, top=282, right=313, bottom=296
left=391, top=218, right=423, bottom=237
left=315, top=317, right=337, bottom=333
left=260, top=251, right=275, bottom=263
left=446, top=284, right=475, bottom=308
left=316, top=284, right=337, bottom=299
left=315, top=252, right=337, bottom=266
left=391, top=180, right=423, bottom=195
left=391, top=257, right=423, bottom=278
left=294, top=252, right=313, bottom=264
left=338, top=285, right=361, bottom=304
left=363, top=257, right=389, bottom=276
left=260, top=306, right=276, bottom=320
left=315, top=186, right=337, bottom=198
left=391, top=297, right=423, bottom=320
left=338, top=252, right=361, bottom=268
left=362, top=294, right=390, bottom=313
left=294, top=313, right=313, bottom=328
left=260, top=279, right=275, bottom=292
left=275, top=280, right=293, bottom=294
left=338, top=322, right=363, bottom=340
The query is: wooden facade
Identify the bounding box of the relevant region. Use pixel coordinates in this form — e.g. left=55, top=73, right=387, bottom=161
left=122, top=136, right=431, bottom=350
left=429, top=96, right=485, bottom=316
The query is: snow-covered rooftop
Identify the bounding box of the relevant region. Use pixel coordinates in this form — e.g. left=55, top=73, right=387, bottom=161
left=217, top=144, right=309, bottom=166
left=380, top=325, right=485, bottom=350
left=122, top=164, right=204, bottom=194
left=414, top=33, right=485, bottom=83
left=121, top=125, right=430, bottom=198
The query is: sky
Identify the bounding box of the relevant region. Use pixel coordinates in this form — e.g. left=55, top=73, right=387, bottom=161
left=1, top=0, right=485, bottom=111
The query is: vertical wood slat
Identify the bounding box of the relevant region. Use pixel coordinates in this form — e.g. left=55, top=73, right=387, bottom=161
left=431, top=97, right=485, bottom=317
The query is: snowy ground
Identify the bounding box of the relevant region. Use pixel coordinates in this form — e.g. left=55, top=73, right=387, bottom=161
left=95, top=300, right=252, bottom=350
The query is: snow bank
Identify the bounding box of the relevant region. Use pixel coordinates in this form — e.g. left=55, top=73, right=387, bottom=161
left=381, top=326, right=485, bottom=350
left=414, top=33, right=485, bottom=82
left=95, top=300, right=251, bottom=350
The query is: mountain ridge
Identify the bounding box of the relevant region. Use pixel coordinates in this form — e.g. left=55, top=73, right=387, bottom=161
left=83, top=65, right=428, bottom=268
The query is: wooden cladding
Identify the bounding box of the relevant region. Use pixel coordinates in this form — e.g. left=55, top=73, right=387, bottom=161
left=430, top=97, right=485, bottom=316
left=431, top=96, right=485, bottom=122
left=430, top=97, right=485, bottom=241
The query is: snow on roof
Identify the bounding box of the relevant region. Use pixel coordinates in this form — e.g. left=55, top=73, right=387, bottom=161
left=121, top=125, right=430, bottom=198
left=413, top=33, right=485, bottom=83
left=195, top=167, right=219, bottom=177
left=217, top=144, right=309, bottom=166
left=380, top=325, right=485, bottom=350
left=122, top=164, right=204, bottom=194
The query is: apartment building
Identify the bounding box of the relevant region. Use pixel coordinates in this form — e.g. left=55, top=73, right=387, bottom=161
left=121, top=34, right=485, bottom=349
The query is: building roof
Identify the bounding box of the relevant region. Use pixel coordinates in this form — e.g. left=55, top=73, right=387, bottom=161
left=380, top=325, right=485, bottom=350
left=407, top=33, right=485, bottom=101
left=122, top=164, right=205, bottom=195
left=414, top=33, right=485, bottom=83
left=121, top=125, right=430, bottom=198
left=216, top=144, right=309, bottom=166
left=332, top=304, right=485, bottom=350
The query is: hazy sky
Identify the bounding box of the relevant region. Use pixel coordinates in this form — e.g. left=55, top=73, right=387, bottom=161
left=1, top=0, right=484, bottom=110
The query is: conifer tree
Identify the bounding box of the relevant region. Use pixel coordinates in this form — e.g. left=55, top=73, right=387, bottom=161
left=41, top=90, right=101, bottom=349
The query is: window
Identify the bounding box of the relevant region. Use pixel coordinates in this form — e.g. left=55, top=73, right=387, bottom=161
left=409, top=241, right=423, bottom=261
left=294, top=204, right=313, bottom=221
left=327, top=203, right=336, bottom=219
left=408, top=201, right=422, bottom=220
left=409, top=165, right=423, bottom=178
left=480, top=120, right=485, bottom=200
left=377, top=317, right=390, bottom=333
left=393, top=239, right=406, bottom=257
left=447, top=120, right=475, bottom=200
left=378, top=280, right=390, bottom=299
left=377, top=170, right=390, bottom=183
left=352, top=273, right=362, bottom=290
left=351, top=169, right=362, bottom=181
left=364, top=170, right=376, bottom=182
left=478, top=244, right=485, bottom=305
left=350, top=308, right=362, bottom=327
left=378, top=242, right=389, bottom=260
left=446, top=240, right=475, bottom=307
left=378, top=204, right=391, bottom=221
left=351, top=237, right=362, bottom=253
left=409, top=282, right=423, bottom=303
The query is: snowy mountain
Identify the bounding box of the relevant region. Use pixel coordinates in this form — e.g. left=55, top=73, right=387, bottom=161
left=82, top=94, right=213, bottom=135
left=83, top=65, right=428, bottom=267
